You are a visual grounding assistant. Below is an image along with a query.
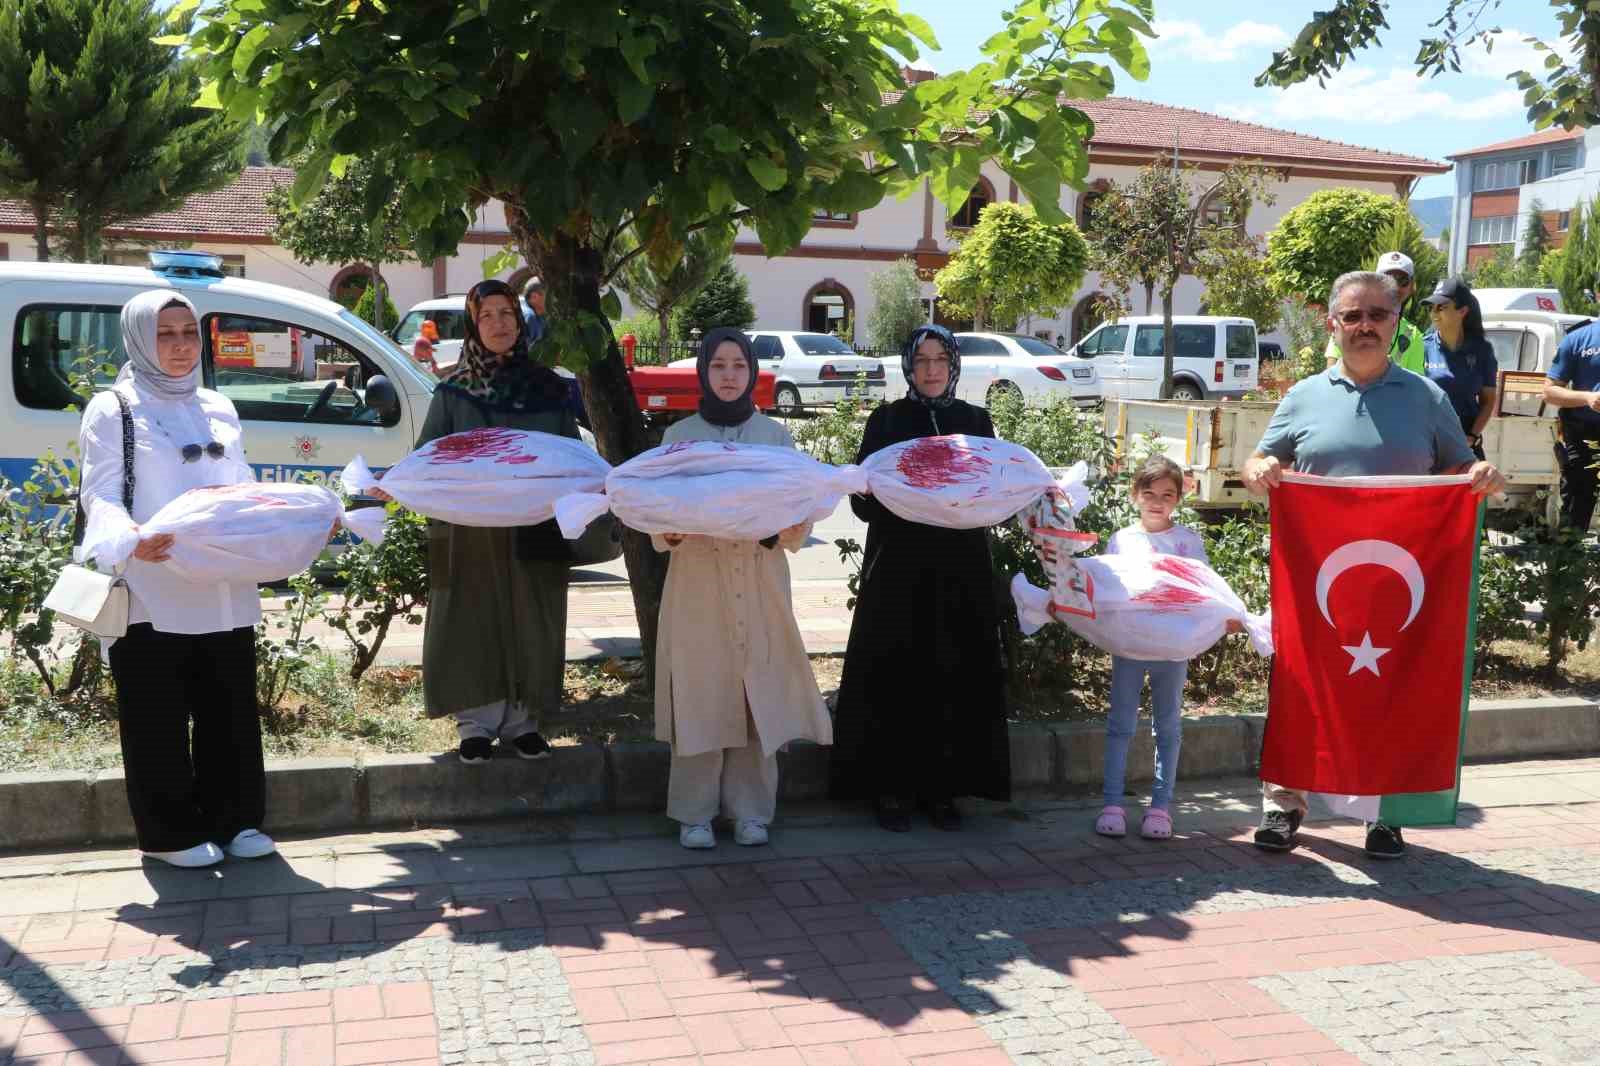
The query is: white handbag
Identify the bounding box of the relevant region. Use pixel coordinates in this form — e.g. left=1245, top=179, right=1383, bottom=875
left=46, top=388, right=135, bottom=640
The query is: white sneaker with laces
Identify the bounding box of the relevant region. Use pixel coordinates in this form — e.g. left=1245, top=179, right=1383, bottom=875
left=225, top=829, right=277, bottom=860
left=679, top=823, right=715, bottom=850
left=145, top=842, right=223, bottom=868
left=734, top=819, right=769, bottom=846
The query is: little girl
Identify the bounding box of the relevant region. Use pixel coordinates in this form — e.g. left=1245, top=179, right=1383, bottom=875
left=1095, top=455, right=1218, bottom=841
left=654, top=328, right=833, bottom=849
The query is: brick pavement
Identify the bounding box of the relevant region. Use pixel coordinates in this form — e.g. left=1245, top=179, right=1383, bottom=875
left=3, top=765, right=1600, bottom=1064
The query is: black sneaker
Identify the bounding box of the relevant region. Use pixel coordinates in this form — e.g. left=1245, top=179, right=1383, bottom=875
left=1364, top=822, right=1406, bottom=859
left=1253, top=809, right=1302, bottom=850
left=876, top=796, right=911, bottom=833
left=458, top=737, right=494, bottom=764
left=509, top=732, right=552, bottom=760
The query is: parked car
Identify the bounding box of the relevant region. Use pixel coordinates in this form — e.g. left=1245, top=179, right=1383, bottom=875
left=1068, top=315, right=1258, bottom=401
left=880, top=331, right=1099, bottom=409
left=1258, top=341, right=1285, bottom=361
left=670, top=330, right=884, bottom=417
left=391, top=296, right=467, bottom=370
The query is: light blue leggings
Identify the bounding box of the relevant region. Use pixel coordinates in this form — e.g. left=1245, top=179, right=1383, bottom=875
left=1103, top=656, right=1187, bottom=810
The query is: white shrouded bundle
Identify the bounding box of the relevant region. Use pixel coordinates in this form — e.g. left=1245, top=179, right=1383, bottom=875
left=857, top=434, right=1058, bottom=529
left=554, top=440, right=861, bottom=542
left=88, top=481, right=349, bottom=584
left=340, top=428, right=612, bottom=543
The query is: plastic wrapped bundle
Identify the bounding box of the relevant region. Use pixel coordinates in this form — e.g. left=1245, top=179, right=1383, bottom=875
left=340, top=428, right=611, bottom=542
left=554, top=440, right=860, bottom=542
left=857, top=434, right=1058, bottom=528
left=87, top=481, right=350, bottom=584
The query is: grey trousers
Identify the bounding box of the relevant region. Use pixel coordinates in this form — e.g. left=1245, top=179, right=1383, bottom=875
left=667, top=742, right=778, bottom=826
left=454, top=699, right=538, bottom=742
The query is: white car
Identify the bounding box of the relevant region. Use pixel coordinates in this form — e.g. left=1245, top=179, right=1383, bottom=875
left=671, top=330, right=885, bottom=416
left=1070, top=315, right=1258, bottom=401
left=392, top=296, right=468, bottom=370
left=882, top=331, right=1101, bottom=409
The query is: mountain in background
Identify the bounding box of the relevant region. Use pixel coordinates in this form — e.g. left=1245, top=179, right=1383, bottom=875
left=1410, top=196, right=1452, bottom=239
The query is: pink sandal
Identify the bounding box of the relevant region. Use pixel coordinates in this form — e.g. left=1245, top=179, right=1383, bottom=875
left=1141, top=808, right=1173, bottom=840
left=1094, top=805, right=1127, bottom=838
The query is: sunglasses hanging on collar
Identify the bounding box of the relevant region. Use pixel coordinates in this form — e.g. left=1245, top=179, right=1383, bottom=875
left=180, top=442, right=226, bottom=463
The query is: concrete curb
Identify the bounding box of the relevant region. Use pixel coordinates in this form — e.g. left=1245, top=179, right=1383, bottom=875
left=3, top=697, right=1595, bottom=850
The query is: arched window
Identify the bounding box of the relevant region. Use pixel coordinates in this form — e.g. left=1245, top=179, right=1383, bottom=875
left=1071, top=292, right=1109, bottom=345
left=802, top=278, right=855, bottom=338
left=1199, top=188, right=1245, bottom=233
left=1077, top=180, right=1111, bottom=233
left=950, top=178, right=996, bottom=230
left=328, top=263, right=384, bottom=308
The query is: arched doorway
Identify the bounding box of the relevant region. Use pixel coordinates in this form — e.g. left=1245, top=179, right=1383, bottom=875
left=328, top=263, right=384, bottom=309
left=950, top=177, right=997, bottom=232
left=802, top=278, right=855, bottom=338
left=1071, top=292, right=1109, bottom=344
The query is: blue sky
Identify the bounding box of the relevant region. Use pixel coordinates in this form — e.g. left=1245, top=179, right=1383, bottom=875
left=904, top=1, right=1569, bottom=199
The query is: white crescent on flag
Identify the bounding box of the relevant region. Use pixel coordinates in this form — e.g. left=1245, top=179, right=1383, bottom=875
left=1314, top=539, right=1426, bottom=631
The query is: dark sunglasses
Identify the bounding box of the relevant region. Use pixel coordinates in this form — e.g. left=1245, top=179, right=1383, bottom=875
left=180, top=442, right=226, bottom=463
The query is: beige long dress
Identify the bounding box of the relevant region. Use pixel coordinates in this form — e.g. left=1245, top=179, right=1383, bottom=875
left=652, top=413, right=832, bottom=823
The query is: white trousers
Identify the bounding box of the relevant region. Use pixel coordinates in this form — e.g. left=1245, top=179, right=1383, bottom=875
left=667, top=742, right=778, bottom=826
left=1261, top=782, right=1379, bottom=823
left=455, top=699, right=537, bottom=742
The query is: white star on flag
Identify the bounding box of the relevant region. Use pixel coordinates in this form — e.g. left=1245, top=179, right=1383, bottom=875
left=1342, top=631, right=1391, bottom=676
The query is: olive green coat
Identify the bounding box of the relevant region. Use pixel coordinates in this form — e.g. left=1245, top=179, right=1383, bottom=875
left=417, top=386, right=578, bottom=719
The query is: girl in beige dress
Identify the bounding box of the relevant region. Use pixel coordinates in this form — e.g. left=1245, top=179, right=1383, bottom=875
left=653, top=328, right=833, bottom=849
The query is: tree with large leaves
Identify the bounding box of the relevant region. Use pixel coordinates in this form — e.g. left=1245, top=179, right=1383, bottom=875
left=188, top=0, right=1155, bottom=670
left=1257, top=1, right=1596, bottom=132
left=1091, top=160, right=1275, bottom=398
left=934, top=202, right=1089, bottom=332
left=0, top=0, right=245, bottom=261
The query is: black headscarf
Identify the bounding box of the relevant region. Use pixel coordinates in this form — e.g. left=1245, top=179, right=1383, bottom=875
left=697, top=326, right=758, bottom=427
left=901, top=324, right=961, bottom=409
left=441, top=279, right=568, bottom=413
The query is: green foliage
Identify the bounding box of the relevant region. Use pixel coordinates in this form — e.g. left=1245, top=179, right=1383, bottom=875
left=1266, top=187, right=1407, bottom=306
left=350, top=281, right=399, bottom=331
left=1539, top=244, right=1568, bottom=289
left=256, top=571, right=327, bottom=711
left=1364, top=209, right=1446, bottom=330
left=0, top=456, right=77, bottom=695
left=328, top=506, right=429, bottom=683
left=613, top=226, right=733, bottom=362
left=1518, top=524, right=1600, bottom=676
left=1522, top=199, right=1551, bottom=269
left=266, top=155, right=417, bottom=282
left=614, top=313, right=664, bottom=362
left=867, top=260, right=926, bottom=352
left=673, top=261, right=756, bottom=341
left=934, top=202, right=1090, bottom=330
left=1474, top=536, right=1528, bottom=673
left=1196, top=241, right=1280, bottom=334
left=1256, top=1, right=1596, bottom=132
left=1279, top=299, right=1329, bottom=377
left=1469, top=246, right=1543, bottom=290
left=1187, top=512, right=1270, bottom=696
left=0, top=0, right=245, bottom=261
left=793, top=380, right=874, bottom=467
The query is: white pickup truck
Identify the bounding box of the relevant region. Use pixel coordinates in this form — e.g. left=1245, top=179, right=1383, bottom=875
left=1104, top=305, right=1587, bottom=524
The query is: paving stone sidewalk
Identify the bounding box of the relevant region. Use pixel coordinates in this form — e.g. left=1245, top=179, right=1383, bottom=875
left=3, top=757, right=1600, bottom=1065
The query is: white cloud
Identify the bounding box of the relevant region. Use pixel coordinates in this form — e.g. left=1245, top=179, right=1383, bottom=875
left=1150, top=18, right=1289, bottom=64
left=1460, top=28, right=1576, bottom=81
left=1229, top=64, right=1523, bottom=126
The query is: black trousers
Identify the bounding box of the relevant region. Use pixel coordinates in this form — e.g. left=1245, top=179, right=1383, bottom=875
left=1557, top=431, right=1600, bottom=533
left=109, top=624, right=265, bottom=853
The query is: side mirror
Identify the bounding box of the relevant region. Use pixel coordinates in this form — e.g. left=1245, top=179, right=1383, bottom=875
left=365, top=374, right=400, bottom=423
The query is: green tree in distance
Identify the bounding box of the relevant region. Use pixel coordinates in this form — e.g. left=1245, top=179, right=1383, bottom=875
left=934, top=201, right=1090, bottom=332
left=188, top=0, right=1156, bottom=673
left=613, top=227, right=732, bottom=361
left=1522, top=199, right=1551, bottom=270
left=0, top=0, right=244, bottom=261
left=868, top=259, right=928, bottom=352
left=1364, top=209, right=1447, bottom=330
left=1257, top=1, right=1598, bottom=132
left=1092, top=160, right=1275, bottom=397
left=1266, top=187, right=1407, bottom=307
left=673, top=261, right=757, bottom=342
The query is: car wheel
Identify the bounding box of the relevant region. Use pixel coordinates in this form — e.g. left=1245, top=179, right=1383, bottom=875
left=986, top=381, right=1023, bottom=407
left=1169, top=381, right=1204, bottom=402
left=774, top=383, right=802, bottom=418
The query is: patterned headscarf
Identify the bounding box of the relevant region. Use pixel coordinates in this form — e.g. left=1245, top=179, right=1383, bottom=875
left=901, top=324, right=961, bottom=409
left=115, top=289, right=202, bottom=399
left=441, top=280, right=568, bottom=412
left=697, top=327, right=758, bottom=427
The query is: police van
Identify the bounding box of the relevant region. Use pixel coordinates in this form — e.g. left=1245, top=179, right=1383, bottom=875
left=0, top=251, right=437, bottom=494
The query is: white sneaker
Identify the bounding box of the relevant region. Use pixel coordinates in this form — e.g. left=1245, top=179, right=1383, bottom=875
left=734, top=819, right=769, bottom=847
left=225, top=829, right=277, bottom=860
left=145, top=842, right=223, bottom=868
left=679, top=823, right=715, bottom=849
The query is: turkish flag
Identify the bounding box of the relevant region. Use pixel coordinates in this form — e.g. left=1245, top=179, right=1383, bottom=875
left=1260, top=473, right=1481, bottom=795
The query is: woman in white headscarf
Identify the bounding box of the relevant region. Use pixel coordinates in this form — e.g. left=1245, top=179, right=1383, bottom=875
left=76, top=289, right=273, bottom=869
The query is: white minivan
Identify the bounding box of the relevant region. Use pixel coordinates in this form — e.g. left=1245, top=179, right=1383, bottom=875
left=1070, top=315, right=1258, bottom=400
left=1, top=252, right=437, bottom=493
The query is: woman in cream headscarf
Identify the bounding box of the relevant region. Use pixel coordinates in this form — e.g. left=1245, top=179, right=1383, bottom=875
left=76, top=290, right=274, bottom=868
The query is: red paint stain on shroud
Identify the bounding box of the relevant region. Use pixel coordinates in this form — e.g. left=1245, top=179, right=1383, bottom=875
left=1132, top=555, right=1209, bottom=609
left=427, top=428, right=538, bottom=465
left=895, top=436, right=992, bottom=489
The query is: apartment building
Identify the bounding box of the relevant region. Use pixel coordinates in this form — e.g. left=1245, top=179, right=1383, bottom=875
left=1447, top=126, right=1588, bottom=272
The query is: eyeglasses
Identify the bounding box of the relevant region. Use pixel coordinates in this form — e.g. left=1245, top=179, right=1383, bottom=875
left=1334, top=308, right=1396, bottom=326
left=180, top=442, right=226, bottom=463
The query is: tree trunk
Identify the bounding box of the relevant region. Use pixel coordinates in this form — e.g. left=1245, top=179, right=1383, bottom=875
left=373, top=278, right=386, bottom=332
left=1141, top=281, right=1155, bottom=315
left=31, top=200, right=51, bottom=261
left=657, top=307, right=671, bottom=363
left=1160, top=289, right=1176, bottom=399
left=510, top=211, right=667, bottom=681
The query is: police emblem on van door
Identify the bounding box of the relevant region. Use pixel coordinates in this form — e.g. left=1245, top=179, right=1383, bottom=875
left=293, top=435, right=321, bottom=460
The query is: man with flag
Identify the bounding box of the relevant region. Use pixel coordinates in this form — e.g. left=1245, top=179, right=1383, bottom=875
left=1243, top=270, right=1504, bottom=859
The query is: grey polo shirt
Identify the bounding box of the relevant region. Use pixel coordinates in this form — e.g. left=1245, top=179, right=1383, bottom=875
left=1256, top=361, right=1475, bottom=477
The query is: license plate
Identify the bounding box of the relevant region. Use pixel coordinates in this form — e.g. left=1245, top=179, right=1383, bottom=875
left=1232, top=364, right=1250, bottom=378
left=844, top=386, right=857, bottom=396
left=1072, top=368, right=1092, bottom=379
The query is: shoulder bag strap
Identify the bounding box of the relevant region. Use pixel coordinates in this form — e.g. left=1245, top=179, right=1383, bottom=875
left=71, top=389, right=136, bottom=547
